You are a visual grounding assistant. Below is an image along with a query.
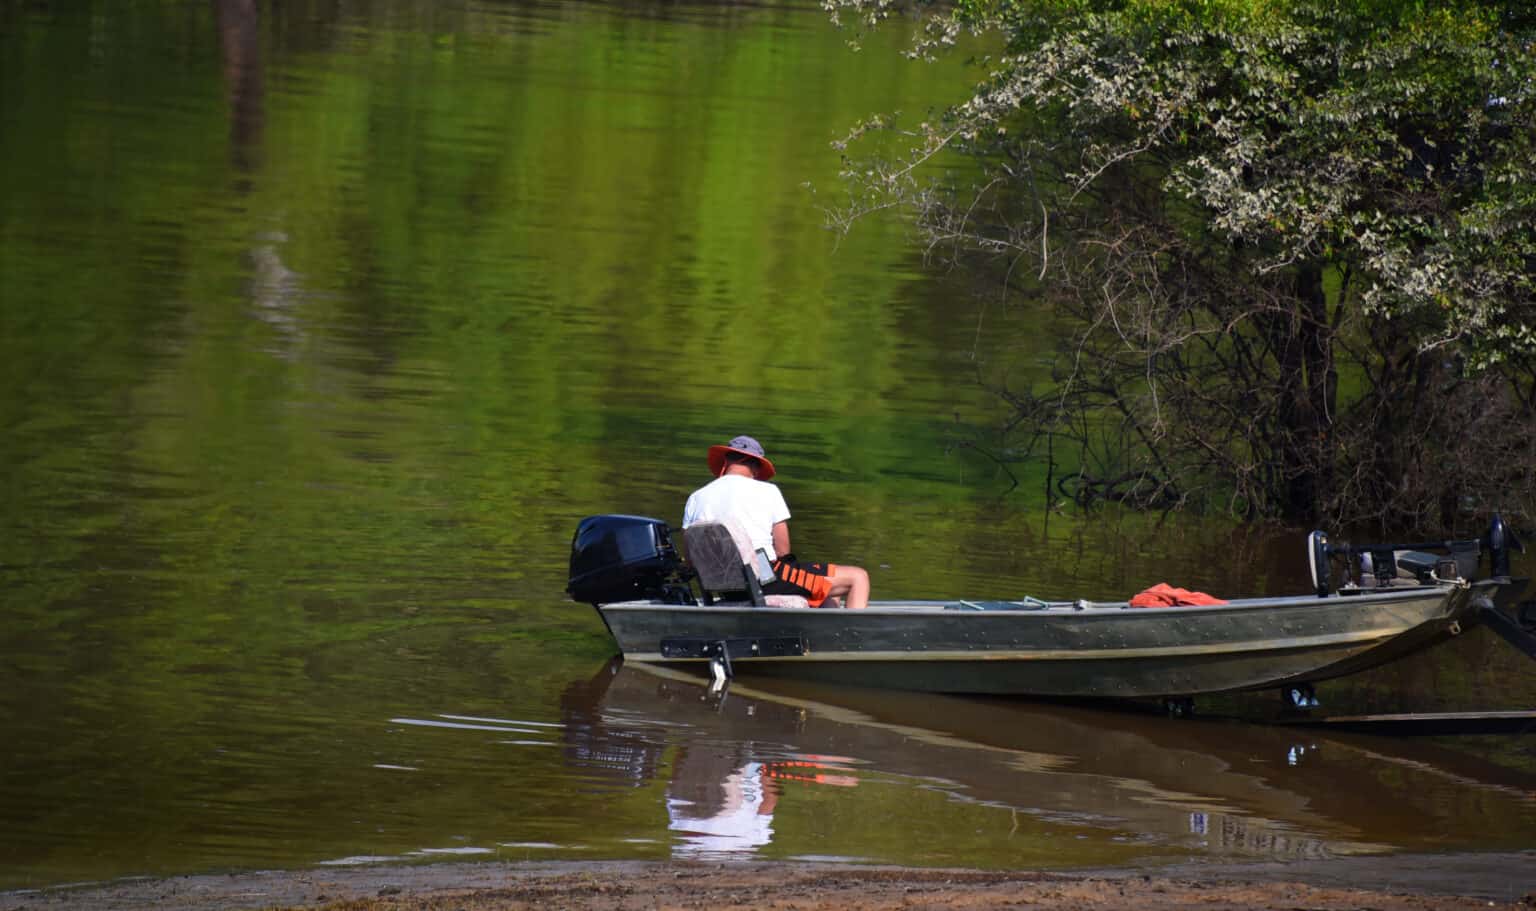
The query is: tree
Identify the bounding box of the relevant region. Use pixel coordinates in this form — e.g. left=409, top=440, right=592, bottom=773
left=827, top=0, right=1536, bottom=532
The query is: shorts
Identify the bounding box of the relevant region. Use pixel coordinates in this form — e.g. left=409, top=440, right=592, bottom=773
left=766, top=558, right=836, bottom=607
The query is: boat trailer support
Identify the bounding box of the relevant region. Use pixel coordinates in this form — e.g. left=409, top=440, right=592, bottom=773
left=1283, top=683, right=1321, bottom=711
left=1478, top=599, right=1536, bottom=661
left=1162, top=697, right=1195, bottom=718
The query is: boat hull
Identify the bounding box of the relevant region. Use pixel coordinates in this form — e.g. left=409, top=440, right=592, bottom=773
left=594, top=584, right=1482, bottom=698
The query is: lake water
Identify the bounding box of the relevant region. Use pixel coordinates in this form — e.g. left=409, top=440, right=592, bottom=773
left=1, top=0, right=1533, bottom=892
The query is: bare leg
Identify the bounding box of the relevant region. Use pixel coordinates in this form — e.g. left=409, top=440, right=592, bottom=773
left=827, top=565, right=870, bottom=609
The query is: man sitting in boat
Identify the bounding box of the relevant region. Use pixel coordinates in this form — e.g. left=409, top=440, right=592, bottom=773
left=683, top=435, right=870, bottom=610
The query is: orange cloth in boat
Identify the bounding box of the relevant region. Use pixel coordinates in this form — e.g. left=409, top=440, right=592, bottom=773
left=1128, top=583, right=1227, bottom=608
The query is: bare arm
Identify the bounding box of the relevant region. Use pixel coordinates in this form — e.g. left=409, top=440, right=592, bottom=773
left=772, top=521, right=791, bottom=559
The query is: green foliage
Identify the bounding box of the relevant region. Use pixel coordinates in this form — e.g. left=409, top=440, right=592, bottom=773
left=830, top=0, right=1536, bottom=530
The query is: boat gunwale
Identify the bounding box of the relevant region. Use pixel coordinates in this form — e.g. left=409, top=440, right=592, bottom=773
left=596, top=582, right=1463, bottom=618
left=620, top=625, right=1411, bottom=664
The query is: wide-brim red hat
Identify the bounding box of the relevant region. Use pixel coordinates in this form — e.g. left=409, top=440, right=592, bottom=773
left=706, top=435, right=776, bottom=481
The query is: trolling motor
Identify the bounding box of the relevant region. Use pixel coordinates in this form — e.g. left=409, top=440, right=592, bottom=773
left=1298, top=516, right=1536, bottom=713
left=1487, top=513, right=1522, bottom=578
left=1306, top=513, right=1523, bottom=597
left=1472, top=515, right=1536, bottom=657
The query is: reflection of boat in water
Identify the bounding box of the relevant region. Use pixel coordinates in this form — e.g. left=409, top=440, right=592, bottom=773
left=568, top=515, right=1530, bottom=705
left=559, top=659, right=1536, bottom=864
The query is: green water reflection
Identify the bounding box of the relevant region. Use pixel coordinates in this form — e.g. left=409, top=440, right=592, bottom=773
left=0, top=0, right=1532, bottom=892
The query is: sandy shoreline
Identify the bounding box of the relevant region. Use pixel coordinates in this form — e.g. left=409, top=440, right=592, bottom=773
left=6, top=854, right=1534, bottom=911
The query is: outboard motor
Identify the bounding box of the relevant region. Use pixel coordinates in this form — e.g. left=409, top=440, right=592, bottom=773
left=567, top=514, right=694, bottom=605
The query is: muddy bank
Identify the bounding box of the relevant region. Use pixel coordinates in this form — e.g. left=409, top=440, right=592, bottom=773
left=5, top=854, right=1533, bottom=911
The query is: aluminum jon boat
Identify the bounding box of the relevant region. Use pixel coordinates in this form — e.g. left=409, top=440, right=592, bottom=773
left=565, top=514, right=1531, bottom=709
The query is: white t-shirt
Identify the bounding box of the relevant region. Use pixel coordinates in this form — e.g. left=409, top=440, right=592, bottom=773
left=682, top=475, right=791, bottom=560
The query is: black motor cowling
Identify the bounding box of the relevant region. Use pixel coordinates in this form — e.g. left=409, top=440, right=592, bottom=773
left=567, top=514, right=693, bottom=605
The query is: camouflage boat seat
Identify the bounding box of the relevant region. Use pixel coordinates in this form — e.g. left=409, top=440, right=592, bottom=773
left=682, top=521, right=808, bottom=609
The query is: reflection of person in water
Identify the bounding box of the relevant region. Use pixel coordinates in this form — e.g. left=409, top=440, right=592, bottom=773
left=666, top=747, right=779, bottom=857
left=665, top=745, right=861, bottom=858
left=561, top=662, right=859, bottom=858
